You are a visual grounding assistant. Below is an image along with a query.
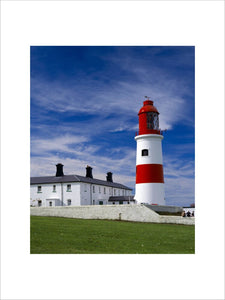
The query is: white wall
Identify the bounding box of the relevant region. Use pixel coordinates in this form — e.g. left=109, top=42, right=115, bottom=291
left=30, top=182, right=81, bottom=207
left=80, top=182, right=131, bottom=205
left=135, top=183, right=165, bottom=205
left=31, top=182, right=132, bottom=207
left=63, top=182, right=80, bottom=206
left=30, top=205, right=195, bottom=225
left=30, top=183, right=62, bottom=207
left=135, top=134, right=164, bottom=165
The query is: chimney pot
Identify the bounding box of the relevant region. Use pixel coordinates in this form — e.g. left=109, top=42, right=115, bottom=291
left=86, top=165, right=93, bottom=178
left=56, top=163, right=64, bottom=177
left=106, top=172, right=113, bottom=182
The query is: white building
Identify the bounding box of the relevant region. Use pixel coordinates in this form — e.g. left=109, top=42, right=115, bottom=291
left=30, top=164, right=134, bottom=207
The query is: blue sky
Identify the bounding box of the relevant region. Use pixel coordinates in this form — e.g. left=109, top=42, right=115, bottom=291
left=30, top=46, right=195, bottom=207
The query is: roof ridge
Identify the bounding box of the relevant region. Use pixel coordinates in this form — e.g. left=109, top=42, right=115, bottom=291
left=72, top=174, right=81, bottom=181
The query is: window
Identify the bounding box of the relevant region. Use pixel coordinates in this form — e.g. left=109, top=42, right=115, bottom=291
left=128, top=201, right=130, bottom=204
left=118, top=190, right=120, bottom=196
left=114, top=189, right=116, bottom=195
left=142, top=149, right=148, bottom=156
left=53, top=185, right=56, bottom=192
left=38, top=200, right=42, bottom=207
left=119, top=201, right=123, bottom=205
left=49, top=201, right=52, bottom=207
left=99, top=186, right=101, bottom=193
left=37, top=186, right=42, bottom=193
left=67, top=199, right=71, bottom=206
left=104, top=187, right=106, bottom=194
left=147, top=112, right=159, bottom=129
left=93, top=186, right=95, bottom=193
left=93, top=200, right=95, bottom=205
left=84, top=184, right=87, bottom=192
left=99, top=201, right=103, bottom=205
left=113, top=202, right=115, bottom=205
left=67, top=184, right=71, bottom=192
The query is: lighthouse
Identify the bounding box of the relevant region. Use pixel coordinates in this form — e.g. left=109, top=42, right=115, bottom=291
left=134, top=99, right=165, bottom=205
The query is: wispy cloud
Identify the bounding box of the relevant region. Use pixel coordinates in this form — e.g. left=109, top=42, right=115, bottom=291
left=165, top=176, right=195, bottom=206
left=31, top=134, right=88, bottom=155
left=163, top=155, right=195, bottom=206
left=30, top=145, right=136, bottom=190
left=30, top=133, right=136, bottom=179
left=31, top=75, right=190, bottom=139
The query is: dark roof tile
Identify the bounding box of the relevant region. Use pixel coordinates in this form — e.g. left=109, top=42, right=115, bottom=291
left=108, top=196, right=135, bottom=201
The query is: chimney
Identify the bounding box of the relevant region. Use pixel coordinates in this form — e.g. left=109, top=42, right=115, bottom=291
left=56, top=163, right=64, bottom=177
left=86, top=165, right=93, bottom=178
left=106, top=172, right=113, bottom=182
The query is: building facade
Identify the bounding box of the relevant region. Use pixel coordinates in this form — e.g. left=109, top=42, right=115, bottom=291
left=30, top=164, right=133, bottom=207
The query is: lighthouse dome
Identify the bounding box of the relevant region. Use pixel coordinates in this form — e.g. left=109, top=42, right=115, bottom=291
left=138, top=100, right=159, bottom=115
left=138, top=100, right=161, bottom=135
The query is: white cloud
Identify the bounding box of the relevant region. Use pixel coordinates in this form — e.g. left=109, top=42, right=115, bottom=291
left=30, top=128, right=137, bottom=191
left=163, top=155, right=195, bottom=206
left=30, top=149, right=136, bottom=189
left=31, top=134, right=88, bottom=155
left=165, top=177, right=195, bottom=206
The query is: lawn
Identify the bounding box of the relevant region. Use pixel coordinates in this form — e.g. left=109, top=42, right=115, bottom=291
left=30, top=216, right=195, bottom=254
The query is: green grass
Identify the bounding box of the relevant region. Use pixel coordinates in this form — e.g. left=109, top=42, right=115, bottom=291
left=30, top=216, right=195, bottom=254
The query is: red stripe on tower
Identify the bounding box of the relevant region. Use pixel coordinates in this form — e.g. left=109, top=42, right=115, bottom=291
left=136, top=164, right=164, bottom=184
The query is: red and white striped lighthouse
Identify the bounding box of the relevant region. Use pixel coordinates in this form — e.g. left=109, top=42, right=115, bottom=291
left=134, top=99, right=165, bottom=205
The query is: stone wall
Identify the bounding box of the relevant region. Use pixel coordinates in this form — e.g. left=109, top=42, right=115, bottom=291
left=30, top=205, right=195, bottom=225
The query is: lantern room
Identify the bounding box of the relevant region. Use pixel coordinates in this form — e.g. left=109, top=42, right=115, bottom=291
left=138, top=100, right=160, bottom=135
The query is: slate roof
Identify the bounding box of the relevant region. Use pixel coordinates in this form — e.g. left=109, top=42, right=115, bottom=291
left=30, top=174, right=132, bottom=190
left=108, top=196, right=135, bottom=201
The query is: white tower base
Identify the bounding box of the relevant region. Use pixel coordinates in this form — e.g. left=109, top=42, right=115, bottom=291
left=135, top=183, right=165, bottom=205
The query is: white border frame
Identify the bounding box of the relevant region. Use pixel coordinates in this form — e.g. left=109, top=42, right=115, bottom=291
left=1, top=1, right=224, bottom=299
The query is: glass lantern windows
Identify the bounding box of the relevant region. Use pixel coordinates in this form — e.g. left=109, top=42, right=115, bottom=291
left=147, top=112, right=159, bottom=130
